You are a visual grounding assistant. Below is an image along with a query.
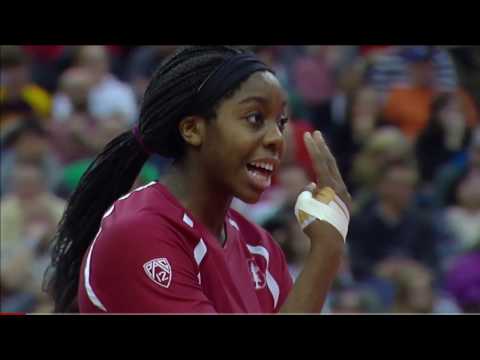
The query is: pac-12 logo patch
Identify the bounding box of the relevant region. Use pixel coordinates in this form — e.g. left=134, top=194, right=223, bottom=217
left=143, top=258, right=172, bottom=288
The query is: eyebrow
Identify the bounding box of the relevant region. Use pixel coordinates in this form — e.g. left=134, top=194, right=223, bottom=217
left=237, top=96, right=287, bottom=107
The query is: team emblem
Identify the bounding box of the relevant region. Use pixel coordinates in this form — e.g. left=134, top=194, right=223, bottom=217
left=143, top=258, right=172, bottom=288
left=248, top=259, right=266, bottom=290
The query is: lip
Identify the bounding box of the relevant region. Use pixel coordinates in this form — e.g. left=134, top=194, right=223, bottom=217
left=247, top=157, right=281, bottom=173
left=244, top=157, right=280, bottom=192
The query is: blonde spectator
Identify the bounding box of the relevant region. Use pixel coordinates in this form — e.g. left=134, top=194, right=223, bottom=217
left=445, top=173, right=480, bottom=251
left=1, top=162, right=66, bottom=312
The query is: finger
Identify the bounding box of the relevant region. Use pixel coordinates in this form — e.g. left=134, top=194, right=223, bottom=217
left=312, top=130, right=343, bottom=181
left=312, top=131, right=351, bottom=209
left=304, top=132, right=329, bottom=177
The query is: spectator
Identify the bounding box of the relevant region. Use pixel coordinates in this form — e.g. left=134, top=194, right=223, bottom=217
left=329, top=286, right=383, bottom=314
left=350, top=126, right=413, bottom=205
left=382, top=46, right=478, bottom=139
left=445, top=172, right=480, bottom=252
left=449, top=46, right=480, bottom=107
left=416, top=93, right=472, bottom=185
left=330, top=86, right=386, bottom=183
left=126, top=46, right=177, bottom=102
left=292, top=46, right=361, bottom=137
left=367, top=46, right=458, bottom=97
left=1, top=117, right=62, bottom=196
left=52, top=46, right=138, bottom=124
left=445, top=251, right=480, bottom=313
left=375, top=258, right=460, bottom=313
left=348, top=159, right=440, bottom=281
left=22, top=45, right=69, bottom=93
left=434, top=126, right=480, bottom=207
left=292, top=46, right=336, bottom=123
left=0, top=162, right=66, bottom=312
left=1, top=46, right=52, bottom=133
left=49, top=67, right=105, bottom=164
left=1, top=45, right=478, bottom=313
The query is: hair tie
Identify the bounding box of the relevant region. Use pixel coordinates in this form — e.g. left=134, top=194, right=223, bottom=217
left=132, top=125, right=153, bottom=156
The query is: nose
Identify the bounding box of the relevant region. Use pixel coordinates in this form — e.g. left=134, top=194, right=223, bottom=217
left=263, top=120, right=284, bottom=156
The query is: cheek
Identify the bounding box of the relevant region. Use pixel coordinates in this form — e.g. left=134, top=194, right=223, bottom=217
left=212, top=125, right=260, bottom=163
left=202, top=131, right=243, bottom=175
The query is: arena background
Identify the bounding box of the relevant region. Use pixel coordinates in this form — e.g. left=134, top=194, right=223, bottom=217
left=1, top=45, right=479, bottom=314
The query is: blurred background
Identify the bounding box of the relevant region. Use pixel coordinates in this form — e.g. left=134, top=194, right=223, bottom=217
left=1, top=45, right=479, bottom=314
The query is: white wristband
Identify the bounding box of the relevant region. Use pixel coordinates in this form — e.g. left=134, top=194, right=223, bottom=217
left=294, top=188, right=350, bottom=242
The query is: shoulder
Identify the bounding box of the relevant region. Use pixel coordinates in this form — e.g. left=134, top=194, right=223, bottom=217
left=97, top=182, right=196, bottom=251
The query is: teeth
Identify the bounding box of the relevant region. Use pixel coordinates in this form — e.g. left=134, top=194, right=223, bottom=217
left=250, top=162, right=273, bottom=172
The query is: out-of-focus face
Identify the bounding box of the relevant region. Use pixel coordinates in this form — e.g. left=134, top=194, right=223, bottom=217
left=404, top=274, right=434, bottom=313
left=59, top=68, right=94, bottom=110
left=457, top=173, right=480, bottom=210
left=12, top=164, right=45, bottom=200
left=351, top=87, right=380, bottom=141
left=438, top=96, right=466, bottom=133
left=199, top=71, right=288, bottom=203
left=378, top=165, right=418, bottom=211
left=14, top=131, right=49, bottom=162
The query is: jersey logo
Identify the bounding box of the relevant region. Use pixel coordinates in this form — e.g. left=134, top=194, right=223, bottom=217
left=143, top=258, right=172, bottom=288
left=248, top=259, right=266, bottom=290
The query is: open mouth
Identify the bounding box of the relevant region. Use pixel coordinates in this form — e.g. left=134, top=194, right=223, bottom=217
left=246, top=161, right=274, bottom=190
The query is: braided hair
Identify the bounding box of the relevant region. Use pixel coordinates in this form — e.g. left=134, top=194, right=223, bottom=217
left=45, top=46, right=249, bottom=312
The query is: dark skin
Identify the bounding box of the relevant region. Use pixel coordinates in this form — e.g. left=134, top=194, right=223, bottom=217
left=162, top=71, right=352, bottom=312
left=162, top=71, right=287, bottom=242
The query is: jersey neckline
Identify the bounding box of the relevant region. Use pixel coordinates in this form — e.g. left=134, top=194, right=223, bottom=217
left=153, top=181, right=237, bottom=252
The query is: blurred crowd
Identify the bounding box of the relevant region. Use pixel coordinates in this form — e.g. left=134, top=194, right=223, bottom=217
left=1, top=45, right=479, bottom=314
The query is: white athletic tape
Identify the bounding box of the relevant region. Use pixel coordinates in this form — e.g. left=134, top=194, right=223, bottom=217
left=294, top=189, right=350, bottom=242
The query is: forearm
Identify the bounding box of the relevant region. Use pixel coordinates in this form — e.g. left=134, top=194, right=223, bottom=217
left=280, top=224, right=344, bottom=314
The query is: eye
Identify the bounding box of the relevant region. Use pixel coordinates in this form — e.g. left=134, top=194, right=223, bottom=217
left=277, top=115, right=289, bottom=132
left=245, top=112, right=265, bottom=128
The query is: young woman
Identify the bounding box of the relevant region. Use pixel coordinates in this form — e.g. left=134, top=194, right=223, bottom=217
left=46, top=46, right=351, bottom=313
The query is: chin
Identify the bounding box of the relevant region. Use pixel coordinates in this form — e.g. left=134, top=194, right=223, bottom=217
left=235, top=188, right=263, bottom=204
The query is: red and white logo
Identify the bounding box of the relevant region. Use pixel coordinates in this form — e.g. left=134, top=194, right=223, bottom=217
left=248, top=258, right=266, bottom=290
left=143, top=258, right=172, bottom=288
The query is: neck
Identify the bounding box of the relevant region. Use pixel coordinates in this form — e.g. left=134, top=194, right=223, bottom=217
left=162, top=159, right=232, bottom=242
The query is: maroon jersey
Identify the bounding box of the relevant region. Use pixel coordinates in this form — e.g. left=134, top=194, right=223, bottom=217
left=78, top=182, right=293, bottom=313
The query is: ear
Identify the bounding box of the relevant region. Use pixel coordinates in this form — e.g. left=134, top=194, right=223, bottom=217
left=178, top=116, right=206, bottom=147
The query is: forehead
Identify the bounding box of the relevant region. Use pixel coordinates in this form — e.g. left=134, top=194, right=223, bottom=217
left=231, top=71, right=287, bottom=103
